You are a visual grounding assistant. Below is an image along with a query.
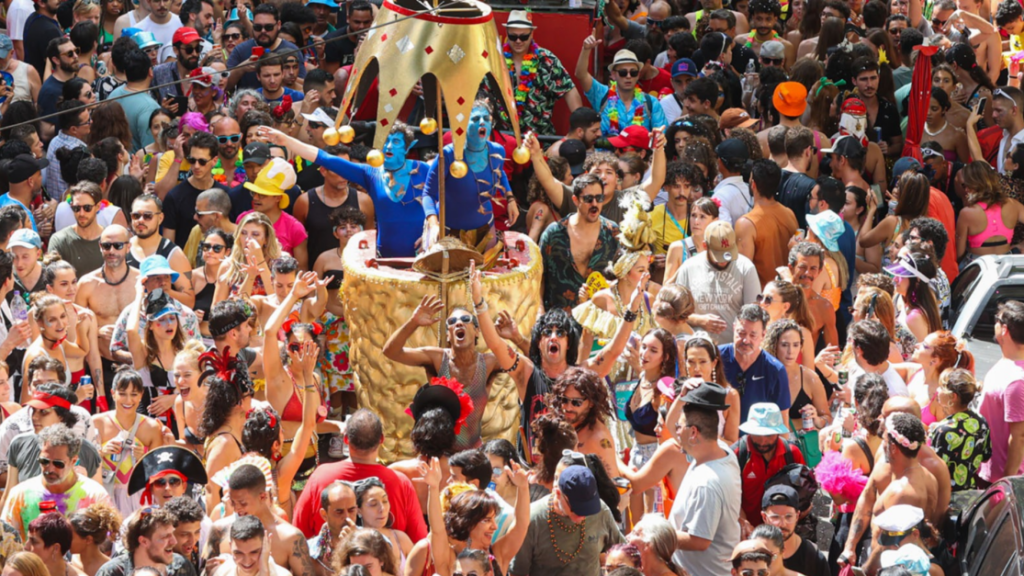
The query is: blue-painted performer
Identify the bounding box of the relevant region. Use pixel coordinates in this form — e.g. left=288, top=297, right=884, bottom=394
left=258, top=123, right=428, bottom=258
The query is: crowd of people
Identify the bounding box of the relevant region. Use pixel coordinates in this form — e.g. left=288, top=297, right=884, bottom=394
left=0, top=0, right=1020, bottom=575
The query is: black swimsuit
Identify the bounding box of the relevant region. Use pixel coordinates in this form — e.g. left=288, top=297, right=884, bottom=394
left=788, top=369, right=812, bottom=421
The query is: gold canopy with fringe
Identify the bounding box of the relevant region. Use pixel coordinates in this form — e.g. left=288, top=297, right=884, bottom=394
left=335, top=0, right=523, bottom=158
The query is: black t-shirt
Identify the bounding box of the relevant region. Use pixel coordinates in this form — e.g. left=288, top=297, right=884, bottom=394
left=778, top=170, right=817, bottom=229
left=784, top=537, right=830, bottom=576
left=938, top=160, right=965, bottom=214
left=873, top=98, right=903, bottom=145
left=296, top=159, right=324, bottom=192
left=164, top=179, right=230, bottom=249
left=323, top=26, right=360, bottom=66
left=23, top=12, right=61, bottom=79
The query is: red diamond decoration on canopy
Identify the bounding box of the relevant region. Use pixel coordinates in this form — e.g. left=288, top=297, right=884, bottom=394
left=457, top=96, right=465, bottom=105
left=389, top=88, right=398, bottom=97
left=456, top=127, right=464, bottom=136
left=381, top=33, right=387, bottom=41
left=425, top=46, right=433, bottom=54
left=481, top=50, right=488, bottom=58
left=381, top=119, right=389, bottom=126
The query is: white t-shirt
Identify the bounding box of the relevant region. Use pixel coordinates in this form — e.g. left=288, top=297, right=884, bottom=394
left=670, top=449, right=742, bottom=576
left=659, top=92, right=685, bottom=125
left=135, top=17, right=181, bottom=49
left=6, top=0, right=33, bottom=41
left=53, top=202, right=123, bottom=233
left=672, top=251, right=762, bottom=344
left=848, top=363, right=910, bottom=398
left=712, top=176, right=753, bottom=225
left=654, top=50, right=670, bottom=69
left=998, top=127, right=1024, bottom=175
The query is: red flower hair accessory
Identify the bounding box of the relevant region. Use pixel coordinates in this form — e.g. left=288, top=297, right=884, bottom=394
left=273, top=95, right=293, bottom=119
left=247, top=407, right=278, bottom=429
left=405, top=376, right=474, bottom=435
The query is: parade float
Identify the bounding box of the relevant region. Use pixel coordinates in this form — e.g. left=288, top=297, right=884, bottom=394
left=332, top=0, right=541, bottom=460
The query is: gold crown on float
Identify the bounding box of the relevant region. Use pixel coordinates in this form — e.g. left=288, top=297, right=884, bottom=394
left=335, top=0, right=523, bottom=159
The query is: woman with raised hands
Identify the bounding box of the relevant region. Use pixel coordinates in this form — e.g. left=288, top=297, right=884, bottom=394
left=22, top=294, right=87, bottom=399
left=212, top=212, right=282, bottom=305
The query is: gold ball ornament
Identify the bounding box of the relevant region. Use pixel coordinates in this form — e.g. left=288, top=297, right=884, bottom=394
left=419, top=117, right=438, bottom=135
left=450, top=161, right=468, bottom=178
left=338, top=125, right=356, bottom=144
left=367, top=149, right=385, bottom=168
left=322, top=127, right=341, bottom=146
left=512, top=144, right=530, bottom=165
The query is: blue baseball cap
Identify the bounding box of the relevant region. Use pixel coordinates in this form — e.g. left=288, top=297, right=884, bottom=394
left=0, top=35, right=13, bottom=59
left=305, top=0, right=338, bottom=8
left=139, top=255, right=180, bottom=283
left=8, top=229, right=41, bottom=250
left=122, top=27, right=142, bottom=37
left=558, top=465, right=601, bottom=517
left=671, top=58, right=697, bottom=78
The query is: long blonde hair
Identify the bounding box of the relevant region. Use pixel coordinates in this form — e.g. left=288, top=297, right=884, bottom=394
left=7, top=552, right=51, bottom=576
left=227, top=212, right=282, bottom=285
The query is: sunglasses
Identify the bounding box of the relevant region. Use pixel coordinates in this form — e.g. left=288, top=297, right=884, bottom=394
left=558, top=396, right=586, bottom=408
left=542, top=327, right=566, bottom=338
left=187, top=156, right=213, bottom=167
left=179, top=43, right=201, bottom=56
left=216, top=134, right=242, bottom=144
left=152, top=476, right=183, bottom=488
left=647, top=18, right=666, bottom=28
left=71, top=204, right=95, bottom=213
left=761, top=57, right=783, bottom=65
left=446, top=314, right=473, bottom=326
left=735, top=371, right=747, bottom=395
left=931, top=17, right=947, bottom=27
left=223, top=33, right=243, bottom=41
left=756, top=294, right=774, bottom=305
left=100, top=241, right=126, bottom=251
left=507, top=33, right=531, bottom=42
left=201, top=242, right=226, bottom=253
left=580, top=193, right=605, bottom=204
left=38, top=458, right=67, bottom=470
left=288, top=342, right=301, bottom=352
left=62, top=48, right=81, bottom=58
left=131, top=211, right=159, bottom=221
left=252, top=23, right=275, bottom=32
left=616, top=68, right=640, bottom=78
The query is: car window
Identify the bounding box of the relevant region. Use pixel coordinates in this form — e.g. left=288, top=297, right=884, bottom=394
left=977, top=513, right=1019, bottom=576
left=951, top=262, right=982, bottom=320
left=961, top=488, right=1010, bottom=569
left=968, top=284, right=1024, bottom=343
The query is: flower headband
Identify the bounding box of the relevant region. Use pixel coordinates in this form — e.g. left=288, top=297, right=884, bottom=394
left=885, top=414, right=920, bottom=450
left=272, top=95, right=293, bottom=119
left=404, top=376, right=474, bottom=435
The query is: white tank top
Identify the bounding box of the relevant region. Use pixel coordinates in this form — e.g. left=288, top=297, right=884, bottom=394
left=9, top=61, right=31, bottom=103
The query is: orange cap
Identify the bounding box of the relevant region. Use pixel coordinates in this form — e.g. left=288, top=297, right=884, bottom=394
left=773, top=81, right=808, bottom=118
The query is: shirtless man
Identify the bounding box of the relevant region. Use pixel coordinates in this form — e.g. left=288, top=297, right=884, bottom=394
left=839, top=412, right=937, bottom=567
left=211, top=516, right=290, bottom=576
left=549, top=366, right=621, bottom=479
left=75, top=225, right=140, bottom=364
left=205, top=464, right=316, bottom=576
left=251, top=256, right=326, bottom=328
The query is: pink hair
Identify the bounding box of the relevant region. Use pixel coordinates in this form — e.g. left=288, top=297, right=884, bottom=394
left=179, top=112, right=209, bottom=133
left=815, top=452, right=867, bottom=504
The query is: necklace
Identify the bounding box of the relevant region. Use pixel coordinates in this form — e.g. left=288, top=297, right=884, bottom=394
left=505, top=41, right=540, bottom=117
left=607, top=81, right=645, bottom=135
left=924, top=121, right=947, bottom=136
left=547, top=497, right=586, bottom=564
left=102, top=265, right=130, bottom=286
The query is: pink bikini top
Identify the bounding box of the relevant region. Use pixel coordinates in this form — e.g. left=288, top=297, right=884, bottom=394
left=968, top=202, right=1014, bottom=248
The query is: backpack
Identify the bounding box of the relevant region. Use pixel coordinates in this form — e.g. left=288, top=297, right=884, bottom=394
left=736, top=436, right=797, bottom=472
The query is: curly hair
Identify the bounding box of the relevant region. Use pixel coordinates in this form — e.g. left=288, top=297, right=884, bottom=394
left=886, top=412, right=925, bottom=458
left=528, top=308, right=581, bottom=367
left=548, top=367, right=613, bottom=430
left=762, top=319, right=803, bottom=358
left=243, top=406, right=281, bottom=461
left=681, top=137, right=718, bottom=183
left=444, top=489, right=500, bottom=542
left=530, top=414, right=577, bottom=484
left=199, top=375, right=245, bottom=438
left=729, top=128, right=764, bottom=161
left=583, top=151, right=624, bottom=182
left=410, top=407, right=456, bottom=458
left=333, top=529, right=396, bottom=576
left=664, top=160, right=706, bottom=193
left=69, top=501, right=121, bottom=544
left=527, top=156, right=569, bottom=209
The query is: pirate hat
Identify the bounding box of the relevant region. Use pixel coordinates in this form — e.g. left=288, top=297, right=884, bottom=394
left=128, top=446, right=207, bottom=495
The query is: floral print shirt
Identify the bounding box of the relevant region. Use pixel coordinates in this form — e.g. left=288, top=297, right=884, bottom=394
left=509, top=47, right=575, bottom=136
left=539, top=216, right=620, bottom=311
left=930, top=409, right=993, bottom=491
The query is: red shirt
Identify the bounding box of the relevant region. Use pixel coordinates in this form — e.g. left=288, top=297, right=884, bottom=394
left=927, top=187, right=959, bottom=283
left=293, top=460, right=427, bottom=541
left=638, top=68, right=673, bottom=97
left=733, top=437, right=805, bottom=526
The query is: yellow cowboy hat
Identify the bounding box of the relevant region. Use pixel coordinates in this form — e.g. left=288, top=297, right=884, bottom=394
left=243, top=157, right=295, bottom=210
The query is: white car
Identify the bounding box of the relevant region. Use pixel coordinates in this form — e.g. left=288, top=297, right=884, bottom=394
left=951, top=255, right=1024, bottom=378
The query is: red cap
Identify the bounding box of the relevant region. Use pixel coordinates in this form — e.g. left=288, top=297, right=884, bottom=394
left=26, top=391, right=72, bottom=411
left=173, top=27, right=201, bottom=45
left=607, top=125, right=651, bottom=150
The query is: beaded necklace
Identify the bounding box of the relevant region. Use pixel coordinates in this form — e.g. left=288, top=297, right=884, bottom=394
left=505, top=41, right=540, bottom=117
left=606, top=81, right=645, bottom=135
left=745, top=30, right=780, bottom=48
left=212, top=150, right=246, bottom=187
left=547, top=496, right=586, bottom=564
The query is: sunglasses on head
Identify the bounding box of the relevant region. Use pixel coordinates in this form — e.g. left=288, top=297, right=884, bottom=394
left=187, top=156, right=213, bottom=167
left=71, top=204, right=95, bottom=213
left=152, top=476, right=183, bottom=488
left=201, top=242, right=226, bottom=253
left=446, top=314, right=473, bottom=326
left=223, top=33, right=243, bottom=41
left=252, top=23, right=275, bottom=32
left=558, top=396, right=586, bottom=408
left=100, top=241, right=125, bottom=251
left=507, top=32, right=531, bottom=42
left=131, top=211, right=158, bottom=221
left=580, top=193, right=605, bottom=204
left=616, top=68, right=640, bottom=78
left=38, top=458, right=67, bottom=470
left=761, top=57, right=783, bottom=65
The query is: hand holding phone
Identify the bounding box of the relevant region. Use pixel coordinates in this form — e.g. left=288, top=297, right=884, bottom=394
left=978, top=97, right=988, bottom=116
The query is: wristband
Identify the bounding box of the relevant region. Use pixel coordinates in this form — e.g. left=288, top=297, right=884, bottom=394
left=623, top=310, right=638, bottom=323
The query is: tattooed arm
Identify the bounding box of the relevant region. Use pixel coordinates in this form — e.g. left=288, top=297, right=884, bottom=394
left=841, top=474, right=878, bottom=567
left=289, top=532, right=317, bottom=576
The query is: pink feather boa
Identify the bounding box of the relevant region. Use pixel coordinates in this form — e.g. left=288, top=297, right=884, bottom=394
left=815, top=451, right=868, bottom=505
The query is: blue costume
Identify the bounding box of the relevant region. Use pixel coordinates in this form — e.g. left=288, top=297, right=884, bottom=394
left=422, top=140, right=511, bottom=233
left=314, top=150, right=428, bottom=258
